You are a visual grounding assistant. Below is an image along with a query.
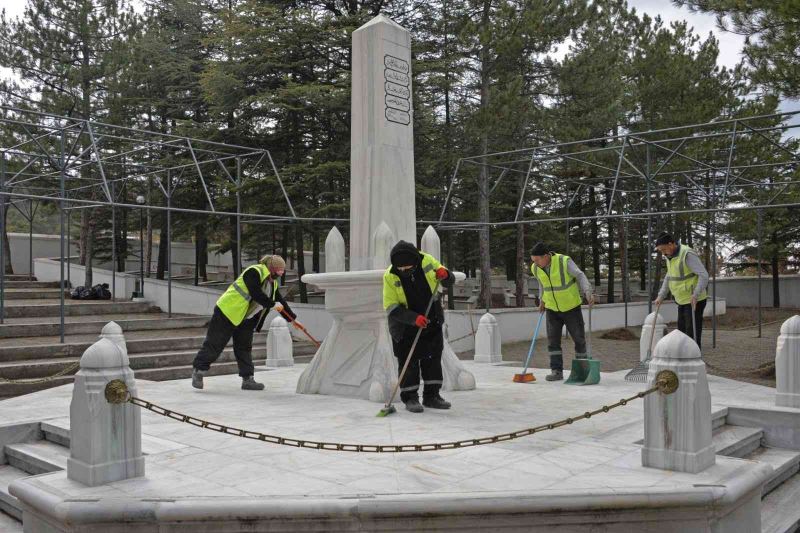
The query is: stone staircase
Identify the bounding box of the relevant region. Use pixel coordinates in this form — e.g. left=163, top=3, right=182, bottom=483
left=0, top=279, right=317, bottom=399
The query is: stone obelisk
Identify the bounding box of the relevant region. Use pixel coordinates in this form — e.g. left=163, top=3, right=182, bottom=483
left=298, top=15, right=475, bottom=402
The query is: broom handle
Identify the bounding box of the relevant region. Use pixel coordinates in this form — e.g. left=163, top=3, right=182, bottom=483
left=521, top=312, right=544, bottom=374
left=275, top=305, right=322, bottom=347
left=647, top=300, right=662, bottom=358
left=384, top=281, right=441, bottom=409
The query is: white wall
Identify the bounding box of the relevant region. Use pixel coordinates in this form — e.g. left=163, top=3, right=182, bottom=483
left=713, top=275, right=800, bottom=309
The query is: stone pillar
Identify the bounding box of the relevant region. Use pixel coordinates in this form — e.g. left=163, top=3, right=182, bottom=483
left=266, top=316, right=294, bottom=368
left=640, top=311, right=666, bottom=361
left=324, top=226, right=346, bottom=273
left=776, top=315, right=800, bottom=408
left=474, top=313, right=502, bottom=364
left=67, top=322, right=144, bottom=486
left=642, top=330, right=715, bottom=473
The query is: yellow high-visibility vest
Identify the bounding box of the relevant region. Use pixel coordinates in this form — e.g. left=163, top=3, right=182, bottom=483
left=383, top=252, right=442, bottom=314
left=666, top=244, right=707, bottom=305
left=532, top=253, right=582, bottom=312
left=217, top=264, right=279, bottom=326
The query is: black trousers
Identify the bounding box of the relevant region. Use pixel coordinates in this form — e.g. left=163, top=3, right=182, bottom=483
left=545, top=306, right=587, bottom=371
left=192, top=306, right=260, bottom=378
left=392, top=328, right=444, bottom=403
left=677, top=298, right=707, bottom=349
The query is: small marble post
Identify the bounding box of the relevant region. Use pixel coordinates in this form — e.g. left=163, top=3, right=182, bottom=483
left=421, top=225, right=441, bottom=259
left=266, top=316, right=294, bottom=368
left=67, top=322, right=144, bottom=486
left=776, top=315, right=800, bottom=408
left=640, top=311, right=666, bottom=361
left=642, top=330, right=715, bottom=473
left=372, top=221, right=395, bottom=270
left=474, top=313, right=502, bottom=364
left=324, top=226, right=346, bottom=273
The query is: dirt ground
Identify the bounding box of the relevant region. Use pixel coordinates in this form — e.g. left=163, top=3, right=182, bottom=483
left=458, top=307, right=800, bottom=388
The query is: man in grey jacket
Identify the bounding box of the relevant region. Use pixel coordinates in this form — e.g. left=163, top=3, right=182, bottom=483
left=654, top=232, right=709, bottom=349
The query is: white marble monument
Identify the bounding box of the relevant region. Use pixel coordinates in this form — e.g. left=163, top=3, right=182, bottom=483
left=298, top=15, right=475, bottom=402
left=266, top=316, right=294, bottom=368
left=776, top=315, right=800, bottom=408
left=474, top=313, right=503, bottom=364
left=641, top=330, right=715, bottom=473
left=640, top=310, right=666, bottom=361
left=67, top=322, right=144, bottom=486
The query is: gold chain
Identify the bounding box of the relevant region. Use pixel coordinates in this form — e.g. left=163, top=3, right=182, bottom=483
left=0, top=361, right=81, bottom=385
left=105, top=370, right=678, bottom=453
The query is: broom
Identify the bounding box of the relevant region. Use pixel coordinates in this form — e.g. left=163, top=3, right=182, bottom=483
left=513, top=311, right=544, bottom=383
left=275, top=304, right=322, bottom=348
left=377, top=281, right=440, bottom=417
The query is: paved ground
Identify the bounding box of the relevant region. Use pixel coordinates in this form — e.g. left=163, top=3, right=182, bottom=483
left=0, top=364, right=775, bottom=502
left=458, top=307, right=799, bottom=388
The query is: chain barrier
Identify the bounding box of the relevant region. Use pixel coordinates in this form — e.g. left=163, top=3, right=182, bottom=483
left=104, top=370, right=679, bottom=454
left=0, top=361, right=80, bottom=385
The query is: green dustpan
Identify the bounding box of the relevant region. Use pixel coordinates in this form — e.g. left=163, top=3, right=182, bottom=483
left=565, top=304, right=601, bottom=386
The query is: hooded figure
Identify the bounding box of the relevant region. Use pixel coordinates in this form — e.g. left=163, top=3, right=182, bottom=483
left=383, top=240, right=455, bottom=413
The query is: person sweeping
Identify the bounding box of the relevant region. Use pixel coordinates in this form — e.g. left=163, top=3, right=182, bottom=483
left=530, top=242, right=595, bottom=382
left=383, top=241, right=454, bottom=413
left=653, top=232, right=709, bottom=349
left=192, top=254, right=297, bottom=390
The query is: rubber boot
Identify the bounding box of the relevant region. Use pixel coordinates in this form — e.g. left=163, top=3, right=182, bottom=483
left=192, top=368, right=207, bottom=389
left=404, top=398, right=424, bottom=413
left=241, top=376, right=265, bottom=391
left=423, top=394, right=451, bottom=410
left=545, top=369, right=563, bottom=382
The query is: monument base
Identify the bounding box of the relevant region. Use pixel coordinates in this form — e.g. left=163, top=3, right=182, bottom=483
left=297, top=270, right=475, bottom=402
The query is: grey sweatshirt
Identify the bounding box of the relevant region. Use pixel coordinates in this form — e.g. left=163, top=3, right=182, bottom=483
left=657, top=249, right=709, bottom=300
left=536, top=258, right=593, bottom=300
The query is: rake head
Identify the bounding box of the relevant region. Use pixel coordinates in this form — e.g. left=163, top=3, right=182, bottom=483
left=624, top=360, right=650, bottom=382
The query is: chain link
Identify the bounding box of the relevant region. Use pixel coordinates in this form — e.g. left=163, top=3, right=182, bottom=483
left=0, top=361, right=81, bottom=385
left=105, top=370, right=678, bottom=453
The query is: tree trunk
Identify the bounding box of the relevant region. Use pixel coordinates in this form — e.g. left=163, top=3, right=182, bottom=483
left=84, top=210, right=95, bottom=286
left=281, top=225, right=289, bottom=284
left=145, top=181, right=153, bottom=278
left=515, top=222, right=525, bottom=307
left=604, top=180, right=615, bottom=304
left=477, top=0, right=492, bottom=311
left=312, top=227, right=320, bottom=272
left=2, top=197, right=12, bottom=274
left=229, top=216, right=239, bottom=278
left=295, top=223, right=307, bottom=303
left=589, top=186, right=601, bottom=286
left=772, top=250, right=780, bottom=308
left=156, top=209, right=168, bottom=280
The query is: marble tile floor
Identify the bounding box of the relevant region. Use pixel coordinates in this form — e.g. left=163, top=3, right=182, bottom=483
left=0, top=362, right=782, bottom=501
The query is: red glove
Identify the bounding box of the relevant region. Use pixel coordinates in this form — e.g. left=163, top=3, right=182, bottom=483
left=435, top=267, right=449, bottom=280
left=415, top=315, right=429, bottom=328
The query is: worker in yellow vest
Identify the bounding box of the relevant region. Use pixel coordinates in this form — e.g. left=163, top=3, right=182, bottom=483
left=654, top=232, right=709, bottom=349
left=192, top=254, right=296, bottom=390
left=530, top=242, right=595, bottom=381
left=383, top=241, right=454, bottom=413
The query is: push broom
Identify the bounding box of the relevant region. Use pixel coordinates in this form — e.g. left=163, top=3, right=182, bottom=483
left=513, top=311, right=544, bottom=383
left=377, top=281, right=440, bottom=417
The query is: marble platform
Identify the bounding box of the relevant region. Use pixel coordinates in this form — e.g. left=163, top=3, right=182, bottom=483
left=4, top=364, right=779, bottom=532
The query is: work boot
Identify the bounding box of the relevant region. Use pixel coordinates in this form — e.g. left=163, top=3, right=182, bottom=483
left=241, top=376, right=265, bottom=391
left=423, top=394, right=451, bottom=410
left=545, top=369, right=563, bottom=382
left=191, top=368, right=207, bottom=389
left=404, top=398, right=424, bottom=413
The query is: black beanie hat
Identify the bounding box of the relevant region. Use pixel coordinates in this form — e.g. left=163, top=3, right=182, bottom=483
left=390, top=240, right=420, bottom=268
left=530, top=242, right=548, bottom=256
left=654, top=232, right=675, bottom=246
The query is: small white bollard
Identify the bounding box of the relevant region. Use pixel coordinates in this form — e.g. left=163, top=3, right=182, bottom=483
left=325, top=226, right=346, bottom=273
left=776, top=315, right=800, bottom=409
left=266, top=316, right=294, bottom=368
left=474, top=313, right=502, bottom=364
left=67, top=322, right=144, bottom=486
left=640, top=311, right=667, bottom=361
left=421, top=225, right=441, bottom=259
left=642, top=330, right=715, bottom=473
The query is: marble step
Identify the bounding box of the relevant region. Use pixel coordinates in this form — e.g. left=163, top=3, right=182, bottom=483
left=713, top=425, right=764, bottom=458
left=761, top=472, right=800, bottom=533
left=0, top=314, right=208, bottom=339
left=40, top=421, right=188, bottom=456
left=2, top=281, right=61, bottom=289
left=0, top=464, right=28, bottom=522
left=3, top=441, right=68, bottom=476
left=0, top=288, right=69, bottom=300
left=0, top=300, right=159, bottom=319
left=0, top=509, right=22, bottom=531
left=744, top=447, right=800, bottom=497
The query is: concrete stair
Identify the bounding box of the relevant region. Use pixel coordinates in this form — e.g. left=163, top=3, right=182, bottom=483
left=0, top=280, right=319, bottom=399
